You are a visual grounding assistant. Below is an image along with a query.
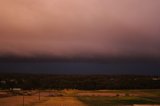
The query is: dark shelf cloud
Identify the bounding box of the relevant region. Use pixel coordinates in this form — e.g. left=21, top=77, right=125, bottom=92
left=0, top=0, right=160, bottom=74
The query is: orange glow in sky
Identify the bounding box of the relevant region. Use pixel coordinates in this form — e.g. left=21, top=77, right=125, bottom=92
left=0, top=0, right=160, bottom=57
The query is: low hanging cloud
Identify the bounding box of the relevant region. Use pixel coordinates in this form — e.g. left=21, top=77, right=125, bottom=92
left=0, top=0, right=160, bottom=58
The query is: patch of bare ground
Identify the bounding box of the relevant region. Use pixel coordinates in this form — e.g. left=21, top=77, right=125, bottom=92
left=34, top=97, right=87, bottom=106
left=0, top=95, right=48, bottom=106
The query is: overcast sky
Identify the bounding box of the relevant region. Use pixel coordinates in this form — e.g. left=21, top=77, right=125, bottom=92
left=0, top=0, right=160, bottom=58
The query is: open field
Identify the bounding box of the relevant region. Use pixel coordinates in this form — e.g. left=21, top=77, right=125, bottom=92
left=0, top=89, right=160, bottom=106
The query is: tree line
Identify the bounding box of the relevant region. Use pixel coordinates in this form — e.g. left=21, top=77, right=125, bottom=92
left=0, top=73, right=160, bottom=90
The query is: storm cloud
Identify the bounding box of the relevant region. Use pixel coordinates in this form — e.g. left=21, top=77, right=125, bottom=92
left=0, top=0, right=160, bottom=58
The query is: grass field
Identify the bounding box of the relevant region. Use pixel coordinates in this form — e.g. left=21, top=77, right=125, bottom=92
left=0, top=89, right=160, bottom=106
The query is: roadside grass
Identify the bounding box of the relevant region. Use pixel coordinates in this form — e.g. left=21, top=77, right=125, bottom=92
left=77, top=96, right=160, bottom=106
left=0, top=89, right=160, bottom=106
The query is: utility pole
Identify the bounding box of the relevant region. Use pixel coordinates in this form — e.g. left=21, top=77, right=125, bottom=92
left=22, top=91, right=24, bottom=106
left=38, top=90, right=40, bottom=101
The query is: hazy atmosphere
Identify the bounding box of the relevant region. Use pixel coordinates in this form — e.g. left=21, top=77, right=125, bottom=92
left=0, top=0, right=160, bottom=74
left=0, top=1, right=160, bottom=106
left=1, top=0, right=160, bottom=57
